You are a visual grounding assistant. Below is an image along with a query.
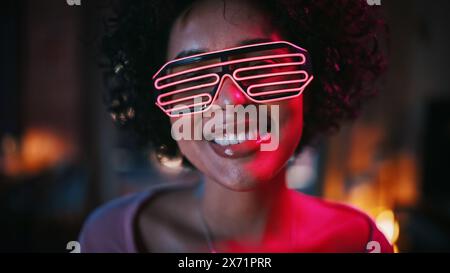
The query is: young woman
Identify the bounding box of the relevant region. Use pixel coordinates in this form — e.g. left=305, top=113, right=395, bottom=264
left=79, top=0, right=392, bottom=253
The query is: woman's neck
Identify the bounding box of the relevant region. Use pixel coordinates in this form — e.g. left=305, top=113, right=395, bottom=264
left=199, top=168, right=291, bottom=246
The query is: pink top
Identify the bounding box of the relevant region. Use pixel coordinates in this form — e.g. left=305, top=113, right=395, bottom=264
left=78, top=183, right=393, bottom=253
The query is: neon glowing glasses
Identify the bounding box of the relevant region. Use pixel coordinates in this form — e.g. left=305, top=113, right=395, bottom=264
left=152, top=41, right=314, bottom=117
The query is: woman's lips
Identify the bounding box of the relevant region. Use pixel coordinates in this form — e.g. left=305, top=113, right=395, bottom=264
left=207, top=132, right=271, bottom=158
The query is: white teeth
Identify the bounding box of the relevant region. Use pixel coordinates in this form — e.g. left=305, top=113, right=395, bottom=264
left=247, top=130, right=257, bottom=140
left=214, top=138, right=228, bottom=146
left=211, top=130, right=260, bottom=146
left=237, top=133, right=246, bottom=144
left=229, top=136, right=239, bottom=145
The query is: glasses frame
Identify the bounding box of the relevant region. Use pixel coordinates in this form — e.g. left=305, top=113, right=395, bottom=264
left=152, top=40, right=314, bottom=117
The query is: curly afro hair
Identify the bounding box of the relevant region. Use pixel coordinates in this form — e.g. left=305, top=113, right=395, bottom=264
left=101, top=0, right=387, bottom=162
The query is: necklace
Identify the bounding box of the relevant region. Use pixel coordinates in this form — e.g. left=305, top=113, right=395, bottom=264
left=194, top=182, right=296, bottom=253
left=197, top=206, right=217, bottom=253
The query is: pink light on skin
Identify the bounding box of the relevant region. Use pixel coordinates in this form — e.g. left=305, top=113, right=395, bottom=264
left=144, top=0, right=395, bottom=253
left=152, top=41, right=314, bottom=117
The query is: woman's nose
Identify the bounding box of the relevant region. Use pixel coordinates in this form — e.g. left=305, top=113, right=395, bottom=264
left=213, top=75, right=250, bottom=108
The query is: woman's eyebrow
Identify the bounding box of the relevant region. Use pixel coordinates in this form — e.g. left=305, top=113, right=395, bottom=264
left=175, top=49, right=208, bottom=59
left=236, top=38, right=273, bottom=46
left=174, top=38, right=273, bottom=59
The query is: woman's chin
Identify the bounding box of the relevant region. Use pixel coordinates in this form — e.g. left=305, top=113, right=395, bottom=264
left=217, top=180, right=261, bottom=192
left=209, top=169, right=274, bottom=192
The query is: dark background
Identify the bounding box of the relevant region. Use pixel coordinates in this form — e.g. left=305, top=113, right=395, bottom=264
left=1, top=0, right=449, bottom=252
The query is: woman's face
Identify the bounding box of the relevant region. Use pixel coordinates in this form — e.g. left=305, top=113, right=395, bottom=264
left=167, top=0, right=304, bottom=191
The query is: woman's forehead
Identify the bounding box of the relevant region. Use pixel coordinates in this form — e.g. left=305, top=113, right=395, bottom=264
left=167, top=0, right=279, bottom=61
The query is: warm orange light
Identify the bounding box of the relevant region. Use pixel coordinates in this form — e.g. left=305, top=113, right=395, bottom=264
left=150, top=150, right=184, bottom=175
left=1, top=128, right=71, bottom=177
left=375, top=209, right=400, bottom=252
left=159, top=156, right=183, bottom=170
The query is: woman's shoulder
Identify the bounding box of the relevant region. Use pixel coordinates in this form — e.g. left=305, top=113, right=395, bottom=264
left=292, top=191, right=393, bottom=253
left=78, top=183, right=186, bottom=253
left=77, top=191, right=147, bottom=253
